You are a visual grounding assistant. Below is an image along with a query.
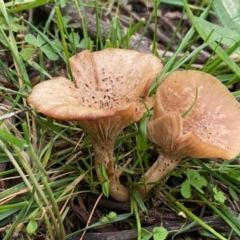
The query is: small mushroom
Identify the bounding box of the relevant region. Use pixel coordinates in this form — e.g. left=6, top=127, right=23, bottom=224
left=138, top=70, right=240, bottom=198
left=28, top=48, right=163, bottom=202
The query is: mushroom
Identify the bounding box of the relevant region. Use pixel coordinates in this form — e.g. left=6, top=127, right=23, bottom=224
left=28, top=48, right=163, bottom=202
left=138, top=70, right=240, bottom=198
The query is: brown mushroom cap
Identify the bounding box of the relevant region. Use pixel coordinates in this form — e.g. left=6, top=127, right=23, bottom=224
left=148, top=70, right=240, bottom=159
left=28, top=48, right=162, bottom=124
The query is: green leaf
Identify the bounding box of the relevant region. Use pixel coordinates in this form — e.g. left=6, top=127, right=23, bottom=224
left=27, top=220, right=38, bottom=234
left=183, top=0, right=240, bottom=77
left=7, top=0, right=50, bottom=12
left=137, top=113, right=148, bottom=150
left=187, top=169, right=207, bottom=194
left=100, top=164, right=108, bottom=179
left=100, top=164, right=110, bottom=198
left=70, top=32, right=80, bottom=44
left=36, top=34, right=46, bottom=47
left=77, top=39, right=86, bottom=49
left=181, top=180, right=191, bottom=198
left=67, top=213, right=132, bottom=238
left=11, top=23, right=27, bottom=32
left=0, top=15, right=26, bottom=32
left=0, top=23, right=8, bottom=30
left=0, top=16, right=6, bottom=25
left=102, top=181, right=109, bottom=197
left=105, top=39, right=113, bottom=48
left=232, top=91, right=240, bottom=99
left=51, top=39, right=63, bottom=53
left=194, top=18, right=240, bottom=49
left=25, top=34, right=38, bottom=46
left=121, top=18, right=145, bottom=45
left=212, top=186, right=226, bottom=203
left=27, top=61, right=52, bottom=78
left=20, top=47, right=37, bottom=61
left=228, top=186, right=239, bottom=201
left=99, top=216, right=109, bottom=223
left=0, top=129, right=27, bottom=149
left=153, top=227, right=168, bottom=240
left=41, top=44, right=59, bottom=61
left=220, top=203, right=240, bottom=230
left=132, top=188, right=148, bottom=214
left=214, top=0, right=240, bottom=31
left=181, top=169, right=207, bottom=198
left=189, top=169, right=207, bottom=194
left=140, top=228, right=152, bottom=240
left=58, top=174, right=85, bottom=200
left=0, top=206, right=23, bottom=221
left=69, top=32, right=83, bottom=48
left=59, top=0, right=67, bottom=8
left=198, top=229, right=218, bottom=239
left=107, top=211, right=117, bottom=219
left=226, top=170, right=240, bottom=184
left=61, top=15, right=71, bottom=28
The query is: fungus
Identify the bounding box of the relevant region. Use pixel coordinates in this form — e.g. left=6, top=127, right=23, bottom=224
left=138, top=70, right=240, bottom=198
left=28, top=48, right=163, bottom=202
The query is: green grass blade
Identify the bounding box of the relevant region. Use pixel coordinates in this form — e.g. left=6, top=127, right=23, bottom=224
left=213, top=0, right=240, bottom=31
left=183, top=0, right=240, bottom=77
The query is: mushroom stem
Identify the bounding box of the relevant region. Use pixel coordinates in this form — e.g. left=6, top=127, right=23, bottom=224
left=138, top=152, right=182, bottom=199
left=91, top=138, right=130, bottom=202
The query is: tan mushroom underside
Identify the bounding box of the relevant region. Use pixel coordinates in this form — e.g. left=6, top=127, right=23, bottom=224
left=147, top=112, right=232, bottom=159
left=152, top=70, right=240, bottom=159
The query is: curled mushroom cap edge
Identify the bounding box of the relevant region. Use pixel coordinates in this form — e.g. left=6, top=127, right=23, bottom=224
left=138, top=70, right=240, bottom=198
left=28, top=48, right=163, bottom=202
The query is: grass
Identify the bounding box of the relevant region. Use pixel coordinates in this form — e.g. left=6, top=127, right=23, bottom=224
left=0, top=0, right=240, bottom=239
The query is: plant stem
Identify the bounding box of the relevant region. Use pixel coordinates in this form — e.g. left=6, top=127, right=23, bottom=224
left=131, top=196, right=141, bottom=240
left=198, top=194, right=240, bottom=236
left=43, top=176, right=66, bottom=238
left=138, top=152, right=181, bottom=199
left=92, top=138, right=129, bottom=202
left=162, top=189, right=228, bottom=240
left=0, top=140, right=55, bottom=239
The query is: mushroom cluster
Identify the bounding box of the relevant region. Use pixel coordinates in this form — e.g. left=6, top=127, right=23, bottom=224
left=28, top=48, right=163, bottom=202
left=138, top=70, right=240, bottom=198
left=28, top=47, right=240, bottom=202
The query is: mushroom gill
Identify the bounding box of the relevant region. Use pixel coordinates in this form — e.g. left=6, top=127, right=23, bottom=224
left=28, top=48, right=163, bottom=202
left=138, top=70, right=240, bottom=198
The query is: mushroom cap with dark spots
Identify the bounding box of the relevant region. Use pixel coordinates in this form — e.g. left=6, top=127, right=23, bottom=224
left=28, top=48, right=163, bottom=140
